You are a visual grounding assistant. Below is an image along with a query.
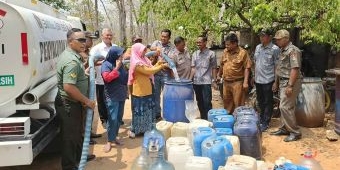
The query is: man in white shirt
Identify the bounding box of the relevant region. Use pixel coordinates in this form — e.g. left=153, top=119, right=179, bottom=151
left=89, top=28, right=117, bottom=128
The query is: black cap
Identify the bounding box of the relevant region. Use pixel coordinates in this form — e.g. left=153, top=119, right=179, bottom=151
left=259, top=28, right=272, bottom=36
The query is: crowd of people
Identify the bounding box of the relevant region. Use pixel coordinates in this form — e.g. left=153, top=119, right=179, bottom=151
left=56, top=27, right=302, bottom=170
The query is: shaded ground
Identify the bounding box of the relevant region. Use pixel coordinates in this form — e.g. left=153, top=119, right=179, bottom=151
left=1, top=89, right=339, bottom=170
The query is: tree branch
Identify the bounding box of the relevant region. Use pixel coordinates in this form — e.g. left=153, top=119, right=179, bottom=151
left=237, top=1, right=252, bottom=28
left=180, top=0, right=189, bottom=11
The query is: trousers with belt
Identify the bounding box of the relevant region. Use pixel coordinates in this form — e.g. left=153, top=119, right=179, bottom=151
left=279, top=77, right=301, bottom=134
left=222, top=77, right=246, bottom=114
left=55, top=93, right=83, bottom=170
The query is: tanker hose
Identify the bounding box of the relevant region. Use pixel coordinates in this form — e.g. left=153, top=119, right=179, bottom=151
left=78, top=55, right=105, bottom=170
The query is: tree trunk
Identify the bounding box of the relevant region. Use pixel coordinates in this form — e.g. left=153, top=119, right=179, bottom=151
left=86, top=0, right=95, bottom=30
left=116, top=0, right=127, bottom=46
left=128, top=0, right=134, bottom=43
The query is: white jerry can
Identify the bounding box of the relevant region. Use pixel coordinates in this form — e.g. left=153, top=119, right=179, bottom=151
left=187, top=119, right=212, bottom=146
left=156, top=120, right=173, bottom=140
left=185, top=156, right=213, bottom=170
left=221, top=135, right=240, bottom=155
left=225, top=155, right=257, bottom=170
left=171, top=122, right=189, bottom=137
left=168, top=145, right=193, bottom=170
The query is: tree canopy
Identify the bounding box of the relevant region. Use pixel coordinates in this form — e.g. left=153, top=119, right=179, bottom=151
left=40, top=0, right=70, bottom=10
left=139, top=0, right=340, bottom=50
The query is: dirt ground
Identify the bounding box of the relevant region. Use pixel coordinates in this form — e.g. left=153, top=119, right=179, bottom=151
left=1, top=89, right=340, bottom=170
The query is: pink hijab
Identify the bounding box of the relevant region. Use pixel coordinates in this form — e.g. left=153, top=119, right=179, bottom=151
left=128, top=43, right=153, bottom=85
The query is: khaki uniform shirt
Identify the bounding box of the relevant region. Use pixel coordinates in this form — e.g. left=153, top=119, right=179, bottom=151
left=171, top=49, right=191, bottom=80
left=276, top=42, right=302, bottom=78
left=220, top=47, right=252, bottom=80
left=57, top=48, right=88, bottom=102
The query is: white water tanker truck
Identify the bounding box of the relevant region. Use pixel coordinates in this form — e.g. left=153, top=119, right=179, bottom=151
left=0, top=0, right=85, bottom=166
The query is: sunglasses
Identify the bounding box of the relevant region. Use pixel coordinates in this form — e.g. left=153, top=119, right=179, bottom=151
left=74, top=38, right=87, bottom=43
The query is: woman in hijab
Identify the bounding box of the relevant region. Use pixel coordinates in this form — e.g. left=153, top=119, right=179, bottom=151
left=101, top=46, right=128, bottom=152
left=128, top=43, right=168, bottom=138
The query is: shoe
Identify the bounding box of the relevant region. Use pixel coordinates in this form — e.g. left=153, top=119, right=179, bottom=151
left=260, top=124, right=269, bottom=132
left=128, top=131, right=135, bottom=139
left=87, top=154, right=96, bottom=162
left=284, top=133, right=302, bottom=142
left=90, top=133, right=102, bottom=138
left=270, top=128, right=290, bottom=136
left=89, top=139, right=97, bottom=145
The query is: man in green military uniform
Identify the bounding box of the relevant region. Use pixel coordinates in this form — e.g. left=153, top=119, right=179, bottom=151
left=55, top=28, right=96, bottom=170
left=270, top=29, right=302, bottom=142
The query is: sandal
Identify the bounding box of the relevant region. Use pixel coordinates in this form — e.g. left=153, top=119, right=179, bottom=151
left=103, top=143, right=112, bottom=153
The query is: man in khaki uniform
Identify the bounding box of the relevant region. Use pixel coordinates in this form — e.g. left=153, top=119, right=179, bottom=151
left=270, top=29, right=302, bottom=142
left=218, top=33, right=252, bottom=114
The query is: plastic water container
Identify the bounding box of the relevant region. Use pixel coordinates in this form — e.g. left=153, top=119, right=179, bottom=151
left=234, top=106, right=259, bottom=123
left=275, top=163, right=309, bottom=170
left=166, top=137, right=190, bottom=154
left=187, top=119, right=213, bottom=145
left=298, top=150, right=324, bottom=170
left=256, top=160, right=270, bottom=170
left=131, top=148, right=151, bottom=170
left=201, top=136, right=233, bottom=170
left=171, top=122, right=189, bottom=137
left=225, top=155, right=257, bottom=170
left=143, top=123, right=166, bottom=163
left=163, top=79, right=194, bottom=123
left=185, top=100, right=200, bottom=122
left=208, top=109, right=228, bottom=122
left=233, top=119, right=262, bottom=160
left=192, top=127, right=215, bottom=156
left=168, top=145, right=194, bottom=170
left=149, top=152, right=175, bottom=170
left=221, top=135, right=240, bottom=155
left=215, top=128, right=233, bottom=136
left=156, top=120, right=173, bottom=140
left=213, top=115, right=235, bottom=128
left=185, top=156, right=213, bottom=170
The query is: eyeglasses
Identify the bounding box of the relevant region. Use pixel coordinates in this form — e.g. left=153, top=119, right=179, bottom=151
left=74, top=38, right=87, bottom=43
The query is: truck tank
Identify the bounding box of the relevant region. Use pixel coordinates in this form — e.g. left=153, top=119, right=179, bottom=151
left=0, top=1, right=73, bottom=117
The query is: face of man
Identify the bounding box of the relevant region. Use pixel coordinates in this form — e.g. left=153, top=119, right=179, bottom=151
left=176, top=41, right=186, bottom=52
left=85, top=38, right=93, bottom=49
left=160, top=32, right=170, bottom=45
left=69, top=32, right=86, bottom=53
left=275, top=37, right=289, bottom=48
left=196, top=37, right=207, bottom=50
left=260, top=34, right=271, bottom=45
left=101, top=30, right=113, bottom=45
left=225, top=40, right=238, bottom=52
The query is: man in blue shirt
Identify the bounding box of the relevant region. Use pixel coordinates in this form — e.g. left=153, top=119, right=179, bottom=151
left=253, top=28, right=280, bottom=132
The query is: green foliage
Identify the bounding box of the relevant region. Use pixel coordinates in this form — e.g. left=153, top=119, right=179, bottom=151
left=40, top=0, right=70, bottom=10
left=67, top=0, right=104, bottom=32
left=139, top=0, right=340, bottom=50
